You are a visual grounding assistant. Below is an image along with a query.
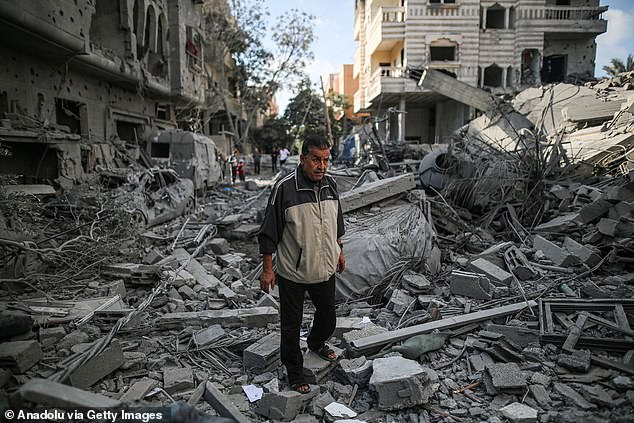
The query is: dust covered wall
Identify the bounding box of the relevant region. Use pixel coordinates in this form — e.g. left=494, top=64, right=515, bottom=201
left=406, top=107, right=431, bottom=144
left=0, top=44, right=166, bottom=144
left=543, top=36, right=597, bottom=77
left=435, top=100, right=469, bottom=143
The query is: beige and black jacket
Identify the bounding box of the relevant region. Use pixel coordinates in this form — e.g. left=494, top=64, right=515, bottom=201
left=258, top=167, right=345, bottom=284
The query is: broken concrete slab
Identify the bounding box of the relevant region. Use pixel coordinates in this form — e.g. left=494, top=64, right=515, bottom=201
left=534, top=213, right=579, bottom=233
left=557, top=349, right=591, bottom=373
left=256, top=292, right=279, bottom=310
left=192, top=325, right=226, bottom=347
left=157, top=307, right=278, bottom=329
left=418, top=67, right=496, bottom=112
left=15, top=378, right=121, bottom=408
left=483, top=363, right=526, bottom=394
left=256, top=387, right=318, bottom=421
left=469, top=352, right=495, bottom=372
left=324, top=402, right=358, bottom=420
left=485, top=324, right=540, bottom=348
left=0, top=340, right=43, bottom=373
left=340, top=173, right=416, bottom=213
left=69, top=339, right=125, bottom=389
left=467, top=258, right=513, bottom=286
left=120, top=377, right=159, bottom=403
left=529, top=384, right=551, bottom=407
left=369, top=356, right=434, bottom=410
left=338, top=356, right=373, bottom=387
left=243, top=332, right=280, bottom=373
left=553, top=382, right=596, bottom=410
left=576, top=199, right=612, bottom=223
left=208, top=237, right=231, bottom=255
left=303, top=345, right=343, bottom=384
left=203, top=381, right=251, bottom=423
left=163, top=366, right=194, bottom=394
left=499, top=402, right=538, bottom=423
left=533, top=235, right=578, bottom=267
left=449, top=270, right=492, bottom=300
left=387, top=289, right=415, bottom=315
left=562, top=237, right=601, bottom=267
left=402, top=272, right=432, bottom=293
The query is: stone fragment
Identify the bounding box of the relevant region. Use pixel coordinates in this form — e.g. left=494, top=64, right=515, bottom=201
left=553, top=382, right=596, bottom=409
left=529, top=384, right=551, bottom=407
left=192, top=325, right=226, bottom=347
left=449, top=270, right=492, bottom=300
left=468, top=258, right=513, bottom=286
left=256, top=293, right=279, bottom=310
left=577, top=384, right=616, bottom=406
left=500, top=402, right=538, bottom=423
left=369, top=356, right=433, bottom=410
left=308, top=391, right=335, bottom=416
left=469, top=352, right=494, bottom=372
left=483, top=363, right=526, bottom=395
left=609, top=201, right=633, bottom=220
left=178, top=285, right=197, bottom=300
left=120, top=377, right=158, bottom=403
left=576, top=199, right=612, bottom=223
left=57, top=330, right=90, bottom=351
left=0, top=340, right=43, bottom=373
left=486, top=324, right=540, bottom=348
left=334, top=317, right=369, bottom=338
left=562, top=237, right=601, bottom=267
left=324, top=402, right=357, bottom=419
left=557, top=349, right=591, bottom=372
left=0, top=311, right=33, bottom=340
left=256, top=388, right=318, bottom=421
left=208, top=237, right=230, bottom=255
left=39, top=326, right=67, bottom=348
left=69, top=339, right=125, bottom=389
left=534, top=213, right=578, bottom=233
left=533, top=235, right=578, bottom=267
left=338, top=356, right=373, bottom=387
left=603, top=186, right=634, bottom=202
left=613, top=376, right=633, bottom=391
left=303, top=346, right=342, bottom=384
left=402, top=272, right=432, bottom=293
left=228, top=224, right=261, bottom=240
left=387, top=289, right=415, bottom=315
left=163, top=367, right=194, bottom=394
left=16, top=378, right=120, bottom=408
left=530, top=372, right=551, bottom=387
left=243, top=332, right=280, bottom=373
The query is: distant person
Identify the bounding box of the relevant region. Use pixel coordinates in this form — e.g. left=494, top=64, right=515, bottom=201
left=279, top=146, right=290, bottom=166
left=237, top=159, right=246, bottom=182
left=218, top=152, right=226, bottom=181
left=271, top=146, right=278, bottom=172
left=253, top=148, right=261, bottom=175
left=229, top=148, right=239, bottom=183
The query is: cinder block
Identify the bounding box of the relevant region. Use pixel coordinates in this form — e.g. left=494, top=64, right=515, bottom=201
left=163, top=367, right=194, bottom=394
left=467, top=258, right=513, bottom=286
left=562, top=237, right=601, bottom=267
left=533, top=235, right=578, bottom=267
left=369, top=356, right=434, bottom=410
left=256, top=388, right=318, bottom=421
left=208, top=238, right=230, bottom=255
left=243, top=332, right=281, bottom=373
left=449, top=270, right=492, bottom=300
left=0, top=340, right=43, bottom=373
left=557, top=349, right=591, bottom=372
left=69, top=339, right=125, bottom=389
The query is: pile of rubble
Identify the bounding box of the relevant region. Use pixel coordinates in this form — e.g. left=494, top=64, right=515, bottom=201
left=1, top=72, right=633, bottom=423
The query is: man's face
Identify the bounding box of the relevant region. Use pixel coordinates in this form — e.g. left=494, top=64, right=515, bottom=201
left=301, top=147, right=330, bottom=182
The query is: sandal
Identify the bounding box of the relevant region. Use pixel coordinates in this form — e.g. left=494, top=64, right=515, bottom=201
left=291, top=383, right=311, bottom=394
left=310, top=344, right=337, bottom=362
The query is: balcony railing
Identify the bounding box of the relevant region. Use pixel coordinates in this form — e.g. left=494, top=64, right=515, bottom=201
left=381, top=6, right=405, bottom=23
left=543, top=6, right=607, bottom=21
left=366, top=6, right=406, bottom=54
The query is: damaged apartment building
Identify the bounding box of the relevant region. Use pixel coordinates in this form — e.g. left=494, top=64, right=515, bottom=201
left=0, top=0, right=241, bottom=184
left=353, top=0, right=608, bottom=144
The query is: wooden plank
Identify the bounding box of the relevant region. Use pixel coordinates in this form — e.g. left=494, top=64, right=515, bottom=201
left=348, top=300, right=537, bottom=356
left=586, top=312, right=634, bottom=337
left=562, top=312, right=588, bottom=352
left=340, top=173, right=416, bottom=213
left=203, top=382, right=251, bottom=423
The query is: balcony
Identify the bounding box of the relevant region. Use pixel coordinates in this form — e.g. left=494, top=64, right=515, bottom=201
left=531, top=6, right=608, bottom=34
left=366, top=6, right=405, bottom=55
left=353, top=90, right=364, bottom=113
left=353, top=48, right=361, bottom=79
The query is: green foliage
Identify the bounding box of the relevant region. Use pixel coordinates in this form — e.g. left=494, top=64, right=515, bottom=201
left=251, top=117, right=293, bottom=153
left=283, top=78, right=326, bottom=143
left=603, top=54, right=634, bottom=77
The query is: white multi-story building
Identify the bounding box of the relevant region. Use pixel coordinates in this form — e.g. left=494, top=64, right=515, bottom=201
left=353, top=0, right=608, bottom=143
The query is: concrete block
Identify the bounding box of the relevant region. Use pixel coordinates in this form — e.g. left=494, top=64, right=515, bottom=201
left=256, top=292, right=279, bottom=310
left=562, top=237, right=601, bottom=267
left=16, top=378, right=121, bottom=409
left=0, top=340, right=42, bottom=373
left=163, top=367, right=194, bottom=394
left=308, top=391, right=335, bottom=416
left=338, top=356, right=373, bottom=387
left=603, top=186, right=634, bottom=202
left=178, top=285, right=197, bottom=300
left=340, top=174, right=417, bottom=213
left=483, top=363, right=526, bottom=394
left=208, top=238, right=230, bottom=255
left=143, top=249, right=164, bottom=265
left=120, top=377, right=159, bottom=403
left=557, top=349, right=591, bottom=372
left=243, top=332, right=280, bottom=373
left=342, top=324, right=388, bottom=352
left=577, top=199, right=612, bottom=223
left=597, top=218, right=634, bottom=237
left=217, top=253, right=243, bottom=268
left=533, top=235, right=578, bottom=267
left=504, top=246, right=537, bottom=281
left=500, top=402, right=538, bottom=423
left=387, top=289, right=415, bottom=315
left=402, top=272, right=432, bottom=293
left=69, top=339, right=125, bottom=389
left=449, top=270, right=492, bottom=300
left=534, top=213, right=579, bottom=233
left=530, top=372, right=551, bottom=387
left=609, top=201, right=633, bottom=220
left=469, top=352, right=494, bottom=372
left=39, top=326, right=66, bottom=348
left=333, top=317, right=368, bottom=338
left=467, top=258, right=513, bottom=286
left=302, top=346, right=343, bottom=384
left=369, top=356, right=433, bottom=410
left=192, top=325, right=226, bottom=347
left=256, top=388, right=318, bottom=421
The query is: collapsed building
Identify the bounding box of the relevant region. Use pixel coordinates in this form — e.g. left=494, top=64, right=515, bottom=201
left=0, top=0, right=242, bottom=185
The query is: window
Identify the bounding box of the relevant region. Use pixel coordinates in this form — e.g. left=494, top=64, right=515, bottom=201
left=151, top=143, right=170, bottom=158
left=486, top=4, right=505, bottom=29
left=483, top=64, right=503, bottom=87
left=430, top=46, right=455, bottom=61
left=116, top=120, right=143, bottom=143
left=186, top=26, right=202, bottom=70
left=430, top=0, right=455, bottom=4
left=55, top=98, right=86, bottom=134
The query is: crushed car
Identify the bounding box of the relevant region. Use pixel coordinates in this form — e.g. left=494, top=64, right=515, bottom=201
left=112, top=168, right=195, bottom=227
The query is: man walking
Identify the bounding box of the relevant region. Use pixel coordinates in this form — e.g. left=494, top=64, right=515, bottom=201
left=253, top=147, right=261, bottom=175
left=279, top=145, right=290, bottom=167
left=271, top=146, right=278, bottom=172
left=258, top=135, right=345, bottom=394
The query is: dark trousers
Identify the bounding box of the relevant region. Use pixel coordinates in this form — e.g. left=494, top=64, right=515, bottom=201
left=254, top=161, right=260, bottom=174
left=278, top=274, right=336, bottom=385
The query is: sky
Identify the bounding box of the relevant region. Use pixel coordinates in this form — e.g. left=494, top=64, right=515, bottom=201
left=267, top=0, right=634, bottom=113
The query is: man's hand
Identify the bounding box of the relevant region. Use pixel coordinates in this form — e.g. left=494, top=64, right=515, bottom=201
left=337, top=251, right=346, bottom=273
left=260, top=268, right=275, bottom=293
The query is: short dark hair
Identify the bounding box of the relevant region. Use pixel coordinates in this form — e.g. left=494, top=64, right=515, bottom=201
left=302, top=134, right=331, bottom=155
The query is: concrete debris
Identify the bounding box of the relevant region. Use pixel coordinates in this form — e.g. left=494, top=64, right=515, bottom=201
left=369, top=356, right=436, bottom=410
left=243, top=332, right=281, bottom=373
left=483, top=363, right=526, bottom=394
left=499, top=402, right=538, bottom=423
left=0, top=340, right=42, bottom=373
left=467, top=258, right=513, bottom=286
left=449, top=270, right=492, bottom=300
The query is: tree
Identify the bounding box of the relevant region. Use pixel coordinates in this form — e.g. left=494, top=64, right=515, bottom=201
left=204, top=0, right=315, bottom=150
left=283, top=79, right=327, bottom=151
left=603, top=54, right=634, bottom=77
left=251, top=117, right=293, bottom=154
